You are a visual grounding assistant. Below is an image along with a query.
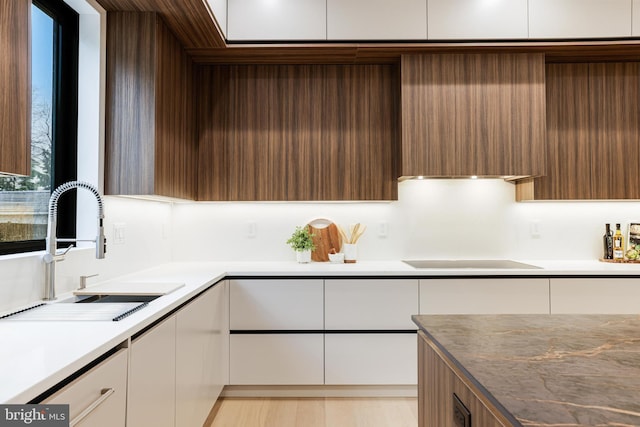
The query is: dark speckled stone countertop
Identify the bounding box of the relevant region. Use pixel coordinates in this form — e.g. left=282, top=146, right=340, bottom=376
left=412, top=314, right=640, bottom=427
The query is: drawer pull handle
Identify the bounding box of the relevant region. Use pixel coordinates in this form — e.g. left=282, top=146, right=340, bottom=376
left=70, top=388, right=115, bottom=426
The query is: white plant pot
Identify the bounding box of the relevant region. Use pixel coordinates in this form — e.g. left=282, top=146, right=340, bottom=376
left=296, top=250, right=312, bottom=263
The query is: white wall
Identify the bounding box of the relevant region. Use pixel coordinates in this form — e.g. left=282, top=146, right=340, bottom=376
left=3, top=180, right=639, bottom=312
left=0, top=197, right=172, bottom=313
left=171, top=179, right=640, bottom=263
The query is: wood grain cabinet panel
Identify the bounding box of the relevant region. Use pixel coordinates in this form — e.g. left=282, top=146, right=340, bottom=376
left=94, top=0, right=225, bottom=49
left=401, top=53, right=546, bottom=179
left=105, top=12, right=197, bottom=199
left=418, top=331, right=510, bottom=427
left=517, top=62, right=640, bottom=200
left=198, top=64, right=399, bottom=201
left=0, top=0, right=30, bottom=176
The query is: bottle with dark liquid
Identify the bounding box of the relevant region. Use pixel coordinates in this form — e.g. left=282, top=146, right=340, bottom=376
left=603, top=224, right=613, bottom=260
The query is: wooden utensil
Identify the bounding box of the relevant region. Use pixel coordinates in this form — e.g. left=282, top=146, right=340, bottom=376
left=306, top=218, right=342, bottom=262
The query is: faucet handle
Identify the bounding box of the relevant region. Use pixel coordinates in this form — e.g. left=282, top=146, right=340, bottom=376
left=80, top=274, right=99, bottom=290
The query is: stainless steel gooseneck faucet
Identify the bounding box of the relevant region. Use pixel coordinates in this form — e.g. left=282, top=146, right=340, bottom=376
left=43, top=181, right=106, bottom=301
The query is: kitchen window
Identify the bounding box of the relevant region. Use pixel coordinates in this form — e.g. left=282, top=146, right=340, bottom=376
left=0, top=0, right=78, bottom=256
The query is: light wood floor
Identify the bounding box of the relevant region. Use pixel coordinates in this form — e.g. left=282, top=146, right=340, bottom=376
left=205, top=397, right=418, bottom=427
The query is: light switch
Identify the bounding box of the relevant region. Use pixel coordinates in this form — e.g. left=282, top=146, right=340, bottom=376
left=378, top=221, right=388, bottom=238
left=113, top=223, right=126, bottom=244
left=530, top=220, right=541, bottom=238
left=247, top=221, right=257, bottom=238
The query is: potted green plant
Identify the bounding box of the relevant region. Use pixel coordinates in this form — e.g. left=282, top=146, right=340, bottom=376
left=286, top=225, right=316, bottom=263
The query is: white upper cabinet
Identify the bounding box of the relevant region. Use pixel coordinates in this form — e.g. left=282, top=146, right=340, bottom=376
left=327, top=0, right=427, bottom=40
left=206, top=0, right=227, bottom=36
left=633, top=0, right=640, bottom=36
left=428, top=0, right=528, bottom=39
left=529, top=0, right=632, bottom=39
left=227, top=0, right=326, bottom=41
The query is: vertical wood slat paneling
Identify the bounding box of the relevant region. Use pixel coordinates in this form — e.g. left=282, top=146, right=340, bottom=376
left=0, top=0, right=30, bottom=176
left=95, top=0, right=225, bottom=49
left=105, top=12, right=196, bottom=199
left=401, top=53, right=546, bottom=178
left=589, top=62, right=640, bottom=200
left=105, top=12, right=157, bottom=195
left=155, top=19, right=197, bottom=199
left=196, top=66, right=229, bottom=200
left=197, top=64, right=399, bottom=201
left=531, top=63, right=592, bottom=200
left=517, top=62, right=640, bottom=200
left=418, top=331, right=509, bottom=427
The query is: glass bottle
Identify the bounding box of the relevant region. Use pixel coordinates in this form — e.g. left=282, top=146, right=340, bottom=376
left=613, top=223, right=625, bottom=260
left=603, top=224, right=614, bottom=260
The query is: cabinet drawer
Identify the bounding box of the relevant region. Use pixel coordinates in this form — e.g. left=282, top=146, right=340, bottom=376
left=550, top=278, right=640, bottom=314
left=325, top=334, right=417, bottom=385
left=229, top=334, right=324, bottom=385
left=529, top=0, right=631, bottom=38
left=325, top=279, right=418, bottom=329
left=420, top=278, right=550, bottom=314
left=230, top=279, right=323, bottom=330
left=42, top=348, right=128, bottom=427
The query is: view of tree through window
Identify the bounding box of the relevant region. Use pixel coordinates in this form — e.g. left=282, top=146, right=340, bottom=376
left=0, top=5, right=53, bottom=244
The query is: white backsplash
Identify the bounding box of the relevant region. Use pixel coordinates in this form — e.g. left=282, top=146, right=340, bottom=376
left=0, top=197, right=172, bottom=313
left=171, top=179, right=640, bottom=262
left=2, top=179, right=639, bottom=312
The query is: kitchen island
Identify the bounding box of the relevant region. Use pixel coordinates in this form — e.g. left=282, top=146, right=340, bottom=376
left=413, top=314, right=640, bottom=427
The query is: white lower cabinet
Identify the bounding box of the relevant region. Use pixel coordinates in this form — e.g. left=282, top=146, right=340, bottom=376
left=127, top=315, right=177, bottom=427
left=230, top=334, right=324, bottom=385
left=176, top=281, right=229, bottom=427
left=127, top=281, right=228, bottom=426
left=230, top=279, right=323, bottom=330
left=229, top=279, right=325, bottom=385
left=550, top=278, right=640, bottom=314
left=42, top=348, right=128, bottom=427
left=325, top=279, right=419, bottom=329
left=420, top=278, right=550, bottom=314
left=324, top=279, right=419, bottom=385
left=325, top=334, right=416, bottom=385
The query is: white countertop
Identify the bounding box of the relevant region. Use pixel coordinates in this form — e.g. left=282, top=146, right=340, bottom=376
left=1, top=259, right=639, bottom=403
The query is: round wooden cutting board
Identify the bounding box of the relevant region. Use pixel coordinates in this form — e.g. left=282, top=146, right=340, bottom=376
left=306, top=218, right=342, bottom=262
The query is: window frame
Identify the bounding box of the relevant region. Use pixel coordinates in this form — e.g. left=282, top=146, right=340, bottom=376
left=0, top=0, right=79, bottom=256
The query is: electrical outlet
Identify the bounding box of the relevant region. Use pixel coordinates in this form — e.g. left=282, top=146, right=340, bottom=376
left=247, top=221, right=257, bottom=238
left=378, top=221, right=388, bottom=238
left=113, top=223, right=126, bottom=244
left=530, top=220, right=541, bottom=238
